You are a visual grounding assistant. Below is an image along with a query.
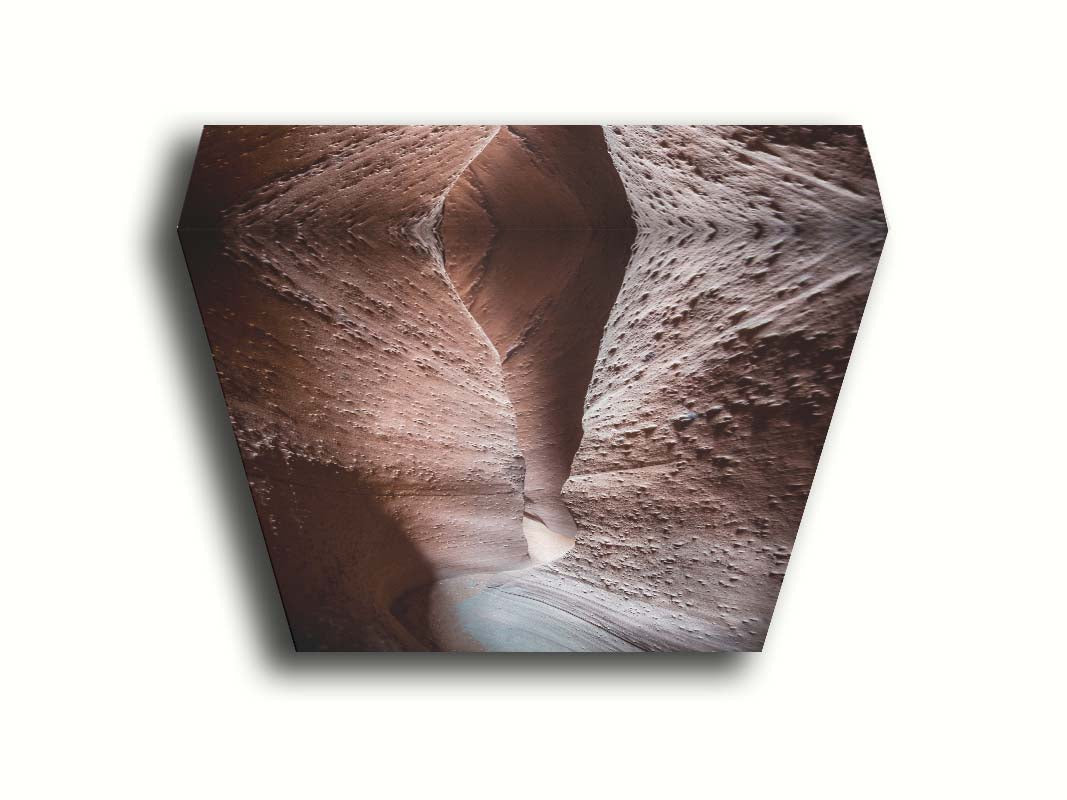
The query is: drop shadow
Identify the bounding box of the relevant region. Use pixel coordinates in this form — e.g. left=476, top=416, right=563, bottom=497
left=147, top=130, right=296, bottom=658
left=147, top=125, right=750, bottom=682
left=260, top=651, right=749, bottom=685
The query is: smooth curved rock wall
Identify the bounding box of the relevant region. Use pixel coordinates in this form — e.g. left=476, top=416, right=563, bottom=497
left=441, top=125, right=635, bottom=536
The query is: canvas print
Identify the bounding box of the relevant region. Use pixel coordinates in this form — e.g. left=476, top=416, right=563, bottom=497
left=178, top=125, right=886, bottom=651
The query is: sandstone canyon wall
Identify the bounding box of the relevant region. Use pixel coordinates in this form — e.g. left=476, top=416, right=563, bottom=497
left=552, top=125, right=886, bottom=649
left=179, top=126, right=529, bottom=650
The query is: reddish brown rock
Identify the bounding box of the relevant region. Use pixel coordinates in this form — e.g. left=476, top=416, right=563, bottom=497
left=180, top=125, right=528, bottom=650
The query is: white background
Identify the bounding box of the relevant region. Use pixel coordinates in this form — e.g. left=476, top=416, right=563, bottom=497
left=3, top=2, right=1064, bottom=797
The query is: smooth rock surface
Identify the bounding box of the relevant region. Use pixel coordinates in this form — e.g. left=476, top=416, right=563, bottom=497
left=442, top=125, right=635, bottom=537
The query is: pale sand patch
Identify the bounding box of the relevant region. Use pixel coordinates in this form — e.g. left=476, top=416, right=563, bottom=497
left=522, top=515, right=574, bottom=564
left=392, top=514, right=578, bottom=650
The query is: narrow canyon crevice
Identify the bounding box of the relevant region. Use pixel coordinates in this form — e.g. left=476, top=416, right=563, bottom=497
left=389, top=126, right=638, bottom=649
left=441, top=125, right=635, bottom=557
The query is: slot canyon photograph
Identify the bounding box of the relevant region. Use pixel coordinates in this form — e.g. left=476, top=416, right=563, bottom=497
left=12, top=6, right=1067, bottom=797
left=178, top=124, right=887, bottom=652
